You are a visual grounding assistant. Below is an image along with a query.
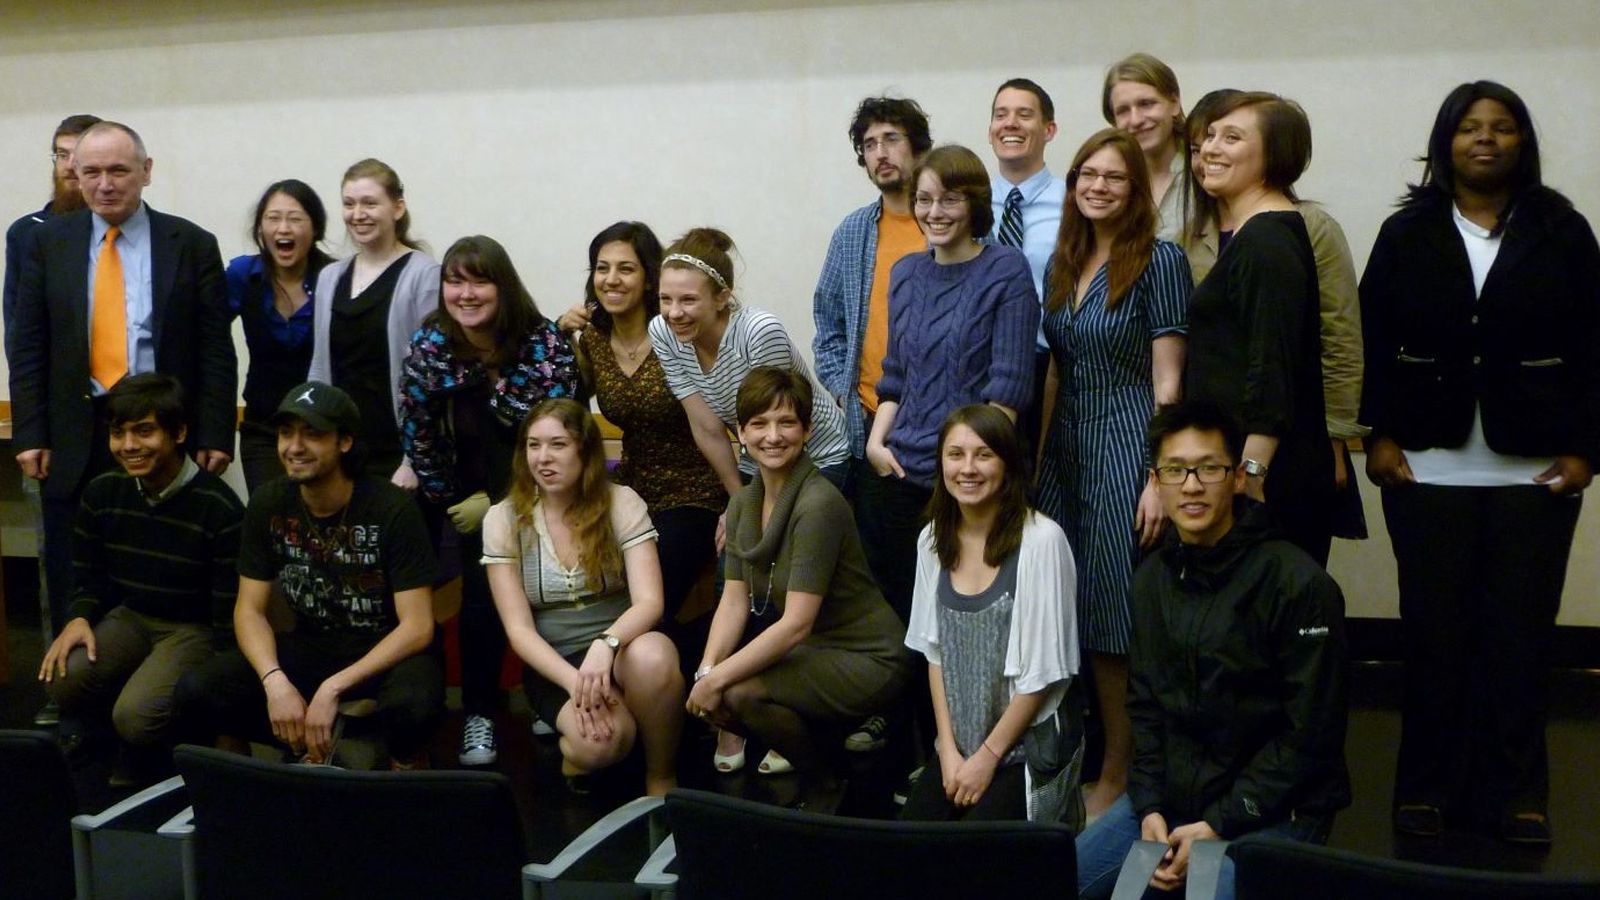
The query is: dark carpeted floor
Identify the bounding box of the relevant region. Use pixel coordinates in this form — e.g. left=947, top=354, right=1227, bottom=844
left=3, top=554, right=1597, bottom=890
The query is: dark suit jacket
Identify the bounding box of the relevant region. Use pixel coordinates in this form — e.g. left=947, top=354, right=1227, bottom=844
left=8, top=205, right=236, bottom=499
left=1359, top=188, right=1600, bottom=465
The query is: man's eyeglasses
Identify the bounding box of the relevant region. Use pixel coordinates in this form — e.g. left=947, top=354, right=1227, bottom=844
left=861, top=133, right=907, bottom=154
left=1153, top=463, right=1234, bottom=485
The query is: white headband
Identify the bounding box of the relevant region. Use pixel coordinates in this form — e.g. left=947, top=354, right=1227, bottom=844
left=664, top=253, right=728, bottom=291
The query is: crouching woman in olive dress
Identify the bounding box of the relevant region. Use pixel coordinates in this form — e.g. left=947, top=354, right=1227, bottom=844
left=686, top=367, right=910, bottom=807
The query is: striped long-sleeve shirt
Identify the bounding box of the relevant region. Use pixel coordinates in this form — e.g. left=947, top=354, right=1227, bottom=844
left=69, top=464, right=244, bottom=633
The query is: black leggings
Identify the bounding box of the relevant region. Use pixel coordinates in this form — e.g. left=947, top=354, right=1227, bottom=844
left=652, top=504, right=720, bottom=624
left=899, top=753, right=1028, bottom=822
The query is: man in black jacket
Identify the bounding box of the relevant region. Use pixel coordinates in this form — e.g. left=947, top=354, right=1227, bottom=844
left=1076, top=400, right=1349, bottom=900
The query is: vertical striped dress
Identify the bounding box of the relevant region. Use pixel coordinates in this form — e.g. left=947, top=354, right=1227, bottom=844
left=1035, top=240, right=1190, bottom=654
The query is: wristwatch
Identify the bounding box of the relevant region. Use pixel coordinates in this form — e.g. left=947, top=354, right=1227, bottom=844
left=597, top=633, right=621, bottom=651
left=1243, top=458, right=1269, bottom=478
left=694, top=665, right=715, bottom=683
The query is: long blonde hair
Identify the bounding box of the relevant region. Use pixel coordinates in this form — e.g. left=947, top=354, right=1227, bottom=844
left=508, top=399, right=619, bottom=583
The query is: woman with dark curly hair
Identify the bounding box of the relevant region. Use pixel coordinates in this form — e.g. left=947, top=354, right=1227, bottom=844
left=557, top=222, right=724, bottom=627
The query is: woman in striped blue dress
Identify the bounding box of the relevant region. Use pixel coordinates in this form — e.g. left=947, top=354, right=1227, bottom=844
left=1035, top=129, right=1190, bottom=818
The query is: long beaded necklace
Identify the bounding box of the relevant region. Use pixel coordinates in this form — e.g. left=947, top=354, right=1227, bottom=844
left=748, top=560, right=778, bottom=617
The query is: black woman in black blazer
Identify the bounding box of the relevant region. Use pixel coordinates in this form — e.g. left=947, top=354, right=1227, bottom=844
left=1361, top=189, right=1600, bottom=464
left=1359, top=81, right=1600, bottom=846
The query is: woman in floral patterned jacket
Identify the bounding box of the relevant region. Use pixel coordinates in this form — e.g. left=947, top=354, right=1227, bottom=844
left=400, top=234, right=578, bottom=767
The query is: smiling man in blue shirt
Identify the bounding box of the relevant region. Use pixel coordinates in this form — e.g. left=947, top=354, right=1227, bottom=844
left=987, top=78, right=1064, bottom=446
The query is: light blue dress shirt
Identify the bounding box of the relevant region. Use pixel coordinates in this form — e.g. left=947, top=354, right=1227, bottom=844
left=88, top=203, right=155, bottom=393
left=989, top=166, right=1064, bottom=350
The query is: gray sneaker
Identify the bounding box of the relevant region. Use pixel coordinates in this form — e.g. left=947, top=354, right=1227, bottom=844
left=458, top=715, right=498, bottom=766
left=530, top=716, right=556, bottom=737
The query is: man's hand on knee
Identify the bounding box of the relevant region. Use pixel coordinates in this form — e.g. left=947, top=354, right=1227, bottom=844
left=38, top=617, right=95, bottom=682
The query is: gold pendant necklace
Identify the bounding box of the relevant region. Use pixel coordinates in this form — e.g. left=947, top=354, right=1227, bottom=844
left=615, top=334, right=648, bottom=361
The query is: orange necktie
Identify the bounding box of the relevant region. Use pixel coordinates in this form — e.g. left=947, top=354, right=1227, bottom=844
left=90, top=225, right=127, bottom=388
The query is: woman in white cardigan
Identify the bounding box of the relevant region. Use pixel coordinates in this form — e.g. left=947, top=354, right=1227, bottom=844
left=901, top=404, right=1083, bottom=825
left=307, top=157, right=439, bottom=485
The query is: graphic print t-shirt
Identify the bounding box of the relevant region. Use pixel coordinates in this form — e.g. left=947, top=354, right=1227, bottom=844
left=238, top=477, right=437, bottom=634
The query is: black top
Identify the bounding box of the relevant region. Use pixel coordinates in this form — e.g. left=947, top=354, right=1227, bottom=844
left=238, top=476, right=437, bottom=636
left=330, top=253, right=410, bottom=469
left=1359, top=188, right=1600, bottom=465
left=3, top=201, right=53, bottom=359
left=70, top=467, right=244, bottom=631
left=1128, top=500, right=1350, bottom=837
left=450, top=379, right=515, bottom=501
left=1186, top=211, right=1332, bottom=549
left=239, top=258, right=324, bottom=424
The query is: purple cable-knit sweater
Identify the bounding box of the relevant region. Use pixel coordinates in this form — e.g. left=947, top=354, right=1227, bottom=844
left=877, top=244, right=1040, bottom=487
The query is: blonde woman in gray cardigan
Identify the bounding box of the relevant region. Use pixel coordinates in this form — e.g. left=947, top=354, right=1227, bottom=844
left=308, top=158, right=439, bottom=486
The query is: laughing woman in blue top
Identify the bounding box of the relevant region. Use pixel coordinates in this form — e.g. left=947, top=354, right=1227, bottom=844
left=225, top=179, right=333, bottom=492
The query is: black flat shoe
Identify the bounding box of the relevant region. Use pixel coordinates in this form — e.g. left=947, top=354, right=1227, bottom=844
left=1500, top=812, right=1552, bottom=846
left=1393, top=803, right=1443, bottom=837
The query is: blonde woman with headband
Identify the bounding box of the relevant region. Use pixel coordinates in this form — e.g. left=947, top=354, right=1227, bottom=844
left=648, top=227, right=851, bottom=496
left=309, top=158, right=439, bottom=485
left=649, top=227, right=852, bottom=775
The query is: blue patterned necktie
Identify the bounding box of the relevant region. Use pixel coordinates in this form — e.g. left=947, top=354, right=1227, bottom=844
left=998, top=187, right=1024, bottom=247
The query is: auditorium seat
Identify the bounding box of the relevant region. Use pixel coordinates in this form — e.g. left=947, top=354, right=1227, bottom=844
left=169, top=744, right=528, bottom=900
left=0, top=729, right=75, bottom=900
left=656, top=787, right=1078, bottom=899
left=1231, top=837, right=1600, bottom=899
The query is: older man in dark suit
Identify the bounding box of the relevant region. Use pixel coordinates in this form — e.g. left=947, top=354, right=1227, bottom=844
left=9, top=120, right=236, bottom=636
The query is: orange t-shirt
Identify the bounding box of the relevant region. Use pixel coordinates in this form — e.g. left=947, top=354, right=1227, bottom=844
left=858, top=209, right=925, bottom=412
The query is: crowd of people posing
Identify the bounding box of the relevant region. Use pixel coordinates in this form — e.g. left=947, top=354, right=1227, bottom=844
left=11, top=49, right=1599, bottom=900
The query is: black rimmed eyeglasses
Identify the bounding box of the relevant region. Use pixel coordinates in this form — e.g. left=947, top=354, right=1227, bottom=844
left=1153, top=463, right=1234, bottom=485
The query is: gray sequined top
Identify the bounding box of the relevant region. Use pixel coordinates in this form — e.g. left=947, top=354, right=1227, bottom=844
left=935, top=548, right=1023, bottom=765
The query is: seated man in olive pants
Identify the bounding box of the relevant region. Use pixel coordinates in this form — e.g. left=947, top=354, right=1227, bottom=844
left=39, top=373, right=243, bottom=779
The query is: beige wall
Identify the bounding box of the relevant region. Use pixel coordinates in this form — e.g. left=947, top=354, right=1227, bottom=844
left=1, top=0, right=1598, bottom=623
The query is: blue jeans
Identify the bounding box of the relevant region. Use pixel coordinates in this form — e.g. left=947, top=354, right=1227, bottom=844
left=1076, top=794, right=1332, bottom=900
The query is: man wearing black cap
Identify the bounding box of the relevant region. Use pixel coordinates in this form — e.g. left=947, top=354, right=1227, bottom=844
left=175, top=382, right=443, bottom=767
